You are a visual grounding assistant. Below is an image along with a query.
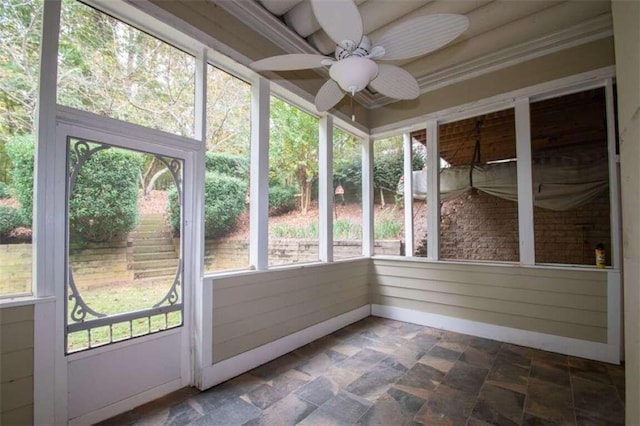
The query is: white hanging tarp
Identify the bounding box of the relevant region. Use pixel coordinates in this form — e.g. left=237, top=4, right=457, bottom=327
left=401, top=158, right=608, bottom=211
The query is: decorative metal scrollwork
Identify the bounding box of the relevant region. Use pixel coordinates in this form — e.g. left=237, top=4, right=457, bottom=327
left=68, top=267, right=106, bottom=322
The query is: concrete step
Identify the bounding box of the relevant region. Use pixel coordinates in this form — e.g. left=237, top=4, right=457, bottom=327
left=130, top=230, right=171, bottom=239
left=133, top=252, right=178, bottom=262
left=133, top=245, right=177, bottom=254
left=133, top=259, right=179, bottom=271
left=134, top=267, right=177, bottom=279
left=132, top=237, right=173, bottom=246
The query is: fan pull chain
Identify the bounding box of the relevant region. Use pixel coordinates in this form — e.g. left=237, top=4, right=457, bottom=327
left=350, top=94, right=355, bottom=122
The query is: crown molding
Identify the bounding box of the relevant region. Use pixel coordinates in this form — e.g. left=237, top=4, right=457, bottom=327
left=369, top=14, right=614, bottom=108
left=209, top=2, right=612, bottom=112
left=212, top=0, right=375, bottom=107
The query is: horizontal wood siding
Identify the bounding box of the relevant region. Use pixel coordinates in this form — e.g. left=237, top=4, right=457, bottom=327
left=211, top=260, right=369, bottom=362
left=0, top=305, right=34, bottom=425
left=371, top=259, right=608, bottom=343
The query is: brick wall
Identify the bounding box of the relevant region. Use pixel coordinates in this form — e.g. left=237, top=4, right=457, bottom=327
left=422, top=189, right=611, bottom=266
left=439, top=190, right=520, bottom=262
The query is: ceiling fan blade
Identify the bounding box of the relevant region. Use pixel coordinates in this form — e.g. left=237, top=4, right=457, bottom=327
left=315, top=79, right=345, bottom=112
left=369, top=64, right=419, bottom=100
left=375, top=14, right=469, bottom=61
left=310, top=0, right=363, bottom=47
left=251, top=54, right=332, bottom=71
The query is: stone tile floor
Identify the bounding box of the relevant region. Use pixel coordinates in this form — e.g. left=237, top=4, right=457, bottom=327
left=100, top=317, right=625, bottom=426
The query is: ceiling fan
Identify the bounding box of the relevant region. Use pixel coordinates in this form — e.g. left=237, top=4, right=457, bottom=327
left=251, top=0, right=469, bottom=112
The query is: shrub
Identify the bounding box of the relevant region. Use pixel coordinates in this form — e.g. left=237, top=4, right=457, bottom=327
left=269, top=185, right=297, bottom=216
left=374, top=214, right=403, bottom=239
left=7, top=135, right=143, bottom=241
left=5, top=134, right=35, bottom=225
left=205, top=152, right=249, bottom=179
left=0, top=205, right=22, bottom=241
left=69, top=148, right=143, bottom=242
left=0, top=182, right=11, bottom=199
left=169, top=171, right=246, bottom=238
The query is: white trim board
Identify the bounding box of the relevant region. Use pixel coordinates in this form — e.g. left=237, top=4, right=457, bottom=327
left=371, top=304, right=621, bottom=364
left=200, top=305, right=371, bottom=390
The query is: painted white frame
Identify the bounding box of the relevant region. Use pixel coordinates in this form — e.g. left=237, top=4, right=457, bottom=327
left=426, top=120, right=440, bottom=261
left=56, top=106, right=200, bottom=424
left=319, top=115, right=334, bottom=262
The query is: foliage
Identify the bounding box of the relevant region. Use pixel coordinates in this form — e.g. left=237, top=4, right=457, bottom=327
left=268, top=214, right=403, bottom=241
left=206, top=67, right=251, bottom=154
left=334, top=219, right=361, bottom=240
left=5, top=134, right=34, bottom=224
left=69, top=147, right=143, bottom=242
left=0, top=205, right=23, bottom=240
left=205, top=152, right=249, bottom=179
left=0, top=181, right=11, bottom=199
left=374, top=213, right=403, bottom=239
left=7, top=135, right=142, bottom=241
left=270, top=222, right=318, bottom=239
left=170, top=171, right=247, bottom=238
left=56, top=0, right=195, bottom=136
left=269, top=97, right=319, bottom=212
left=269, top=185, right=298, bottom=216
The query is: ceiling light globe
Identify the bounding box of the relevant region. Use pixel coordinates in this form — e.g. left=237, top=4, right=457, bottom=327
left=329, top=57, right=379, bottom=95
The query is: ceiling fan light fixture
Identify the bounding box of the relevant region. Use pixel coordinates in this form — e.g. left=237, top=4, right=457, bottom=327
left=329, top=57, right=378, bottom=95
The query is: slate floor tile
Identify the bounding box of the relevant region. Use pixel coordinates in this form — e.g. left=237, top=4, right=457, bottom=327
left=413, top=384, right=476, bottom=426
left=525, top=378, right=575, bottom=425
left=295, top=376, right=338, bottom=406
left=571, top=377, right=624, bottom=425
left=258, top=393, right=318, bottom=426
left=441, top=361, right=488, bottom=395
left=99, top=317, right=625, bottom=426
left=471, top=383, right=525, bottom=425
left=395, top=362, right=446, bottom=392
left=345, top=366, right=404, bottom=401
left=298, top=391, right=372, bottom=426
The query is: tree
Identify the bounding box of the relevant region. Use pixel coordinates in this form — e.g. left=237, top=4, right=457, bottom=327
left=269, top=97, right=319, bottom=213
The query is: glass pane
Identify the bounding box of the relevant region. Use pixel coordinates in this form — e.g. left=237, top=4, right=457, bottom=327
left=268, top=97, right=319, bottom=266
left=332, top=128, right=362, bottom=259
left=373, top=136, right=405, bottom=256
left=531, top=88, right=611, bottom=266
left=204, top=66, right=251, bottom=272
left=439, top=109, right=519, bottom=262
left=66, top=138, right=183, bottom=352
left=0, top=0, right=43, bottom=297
left=57, top=0, right=195, bottom=137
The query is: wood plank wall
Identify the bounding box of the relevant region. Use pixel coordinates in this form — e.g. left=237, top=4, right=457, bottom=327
left=211, top=260, right=369, bottom=362
left=0, top=305, right=34, bottom=425
left=371, top=259, right=608, bottom=343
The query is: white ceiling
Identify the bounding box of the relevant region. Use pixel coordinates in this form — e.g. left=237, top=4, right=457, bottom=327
left=215, top=0, right=612, bottom=109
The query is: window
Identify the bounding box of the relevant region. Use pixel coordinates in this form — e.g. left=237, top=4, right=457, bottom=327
left=57, top=0, right=195, bottom=137
left=0, top=0, right=44, bottom=297
left=268, top=96, right=319, bottom=266
left=65, top=139, right=183, bottom=352
left=407, top=136, right=428, bottom=256
left=373, top=136, right=405, bottom=256
left=438, top=108, right=520, bottom=262
left=203, top=66, right=251, bottom=273
left=332, top=127, right=362, bottom=259
left=531, top=88, right=611, bottom=266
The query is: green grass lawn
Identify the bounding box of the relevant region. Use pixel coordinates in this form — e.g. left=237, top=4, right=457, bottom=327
left=67, top=277, right=182, bottom=352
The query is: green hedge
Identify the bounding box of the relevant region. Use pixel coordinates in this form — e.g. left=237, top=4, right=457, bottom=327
left=6, top=135, right=143, bottom=242
left=205, top=152, right=249, bottom=179
left=0, top=182, right=10, bottom=199
left=269, top=185, right=297, bottom=216
left=69, top=148, right=143, bottom=242
left=0, top=205, right=22, bottom=241
left=169, top=171, right=246, bottom=238
left=5, top=134, right=34, bottom=225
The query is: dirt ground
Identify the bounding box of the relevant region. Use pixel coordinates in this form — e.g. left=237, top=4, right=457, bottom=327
left=2, top=190, right=429, bottom=245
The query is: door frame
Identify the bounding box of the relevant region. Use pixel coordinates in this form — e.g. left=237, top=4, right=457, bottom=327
left=53, top=106, right=202, bottom=424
